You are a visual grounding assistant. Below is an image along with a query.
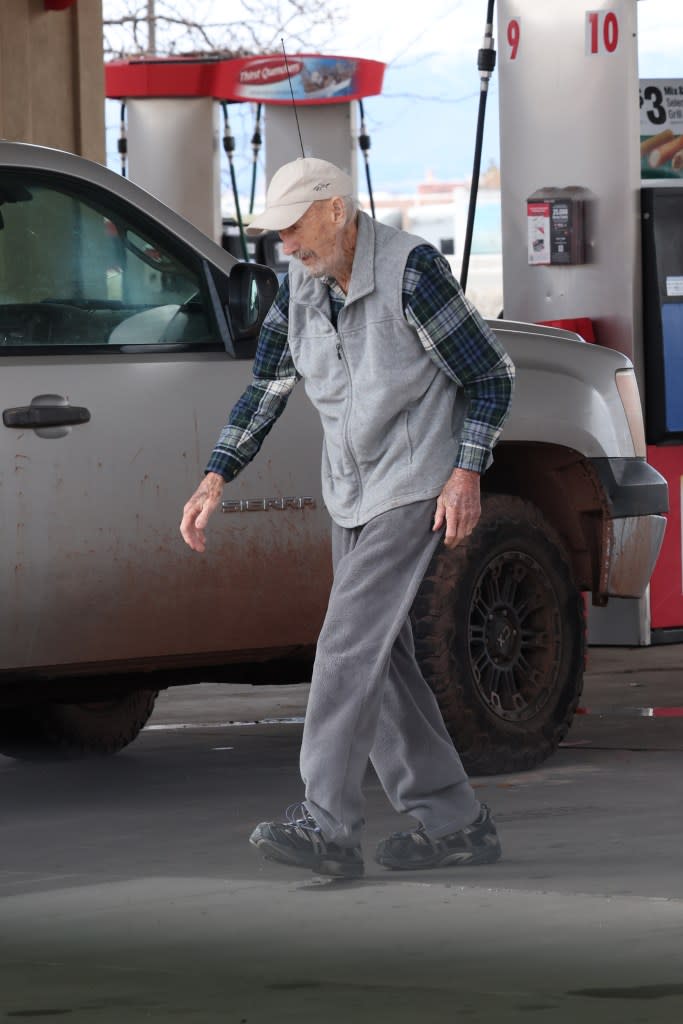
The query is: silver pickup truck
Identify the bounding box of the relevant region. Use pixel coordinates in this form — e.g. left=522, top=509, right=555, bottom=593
left=0, top=142, right=669, bottom=773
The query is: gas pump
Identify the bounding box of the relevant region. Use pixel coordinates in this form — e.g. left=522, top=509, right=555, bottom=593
left=105, top=54, right=385, bottom=264
left=637, top=77, right=683, bottom=635
left=496, top=0, right=683, bottom=645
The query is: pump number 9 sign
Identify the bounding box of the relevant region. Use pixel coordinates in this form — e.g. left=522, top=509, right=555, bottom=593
left=506, top=18, right=521, bottom=60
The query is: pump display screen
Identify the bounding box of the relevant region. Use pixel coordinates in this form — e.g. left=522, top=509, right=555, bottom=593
left=642, top=186, right=683, bottom=442
left=661, top=304, right=683, bottom=433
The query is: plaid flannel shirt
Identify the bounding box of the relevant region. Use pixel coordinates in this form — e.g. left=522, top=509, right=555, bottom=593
left=206, top=244, right=514, bottom=481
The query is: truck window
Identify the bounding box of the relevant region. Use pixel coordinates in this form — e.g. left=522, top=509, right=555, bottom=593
left=0, top=174, right=220, bottom=350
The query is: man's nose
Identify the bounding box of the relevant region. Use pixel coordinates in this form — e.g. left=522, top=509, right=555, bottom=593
left=279, top=230, right=297, bottom=256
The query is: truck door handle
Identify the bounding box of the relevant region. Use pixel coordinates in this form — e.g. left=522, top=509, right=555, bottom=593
left=3, top=395, right=91, bottom=429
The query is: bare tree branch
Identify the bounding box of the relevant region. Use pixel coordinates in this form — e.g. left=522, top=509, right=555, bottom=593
left=102, top=0, right=344, bottom=60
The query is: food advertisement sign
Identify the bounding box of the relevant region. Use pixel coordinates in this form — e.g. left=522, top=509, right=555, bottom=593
left=527, top=201, right=551, bottom=265
left=230, top=55, right=369, bottom=104
left=640, top=79, right=683, bottom=179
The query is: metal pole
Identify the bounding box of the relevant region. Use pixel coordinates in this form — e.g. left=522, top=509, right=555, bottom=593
left=147, top=0, right=156, bottom=56
left=460, top=0, right=497, bottom=294
left=221, top=103, right=250, bottom=262
left=249, top=104, right=262, bottom=215
left=358, top=100, right=376, bottom=219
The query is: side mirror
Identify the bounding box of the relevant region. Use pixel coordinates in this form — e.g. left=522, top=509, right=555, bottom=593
left=225, top=261, right=279, bottom=344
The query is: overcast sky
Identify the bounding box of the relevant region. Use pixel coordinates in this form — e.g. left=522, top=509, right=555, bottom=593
left=332, top=0, right=683, bottom=188
left=104, top=1, right=683, bottom=195
left=336, top=0, right=683, bottom=66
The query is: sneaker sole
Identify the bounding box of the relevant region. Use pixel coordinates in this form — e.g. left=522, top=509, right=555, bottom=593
left=250, top=835, right=364, bottom=878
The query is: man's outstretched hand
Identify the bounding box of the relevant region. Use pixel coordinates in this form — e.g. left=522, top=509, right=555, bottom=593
left=180, top=472, right=225, bottom=552
left=433, top=467, right=481, bottom=549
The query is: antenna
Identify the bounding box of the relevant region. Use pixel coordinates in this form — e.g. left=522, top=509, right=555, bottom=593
left=281, top=39, right=305, bottom=158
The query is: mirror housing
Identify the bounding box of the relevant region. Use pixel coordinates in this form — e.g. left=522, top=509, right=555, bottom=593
left=225, top=261, right=279, bottom=346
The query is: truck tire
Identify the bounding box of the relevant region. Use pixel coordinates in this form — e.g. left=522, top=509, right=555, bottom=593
left=412, top=494, right=585, bottom=775
left=0, top=689, right=158, bottom=760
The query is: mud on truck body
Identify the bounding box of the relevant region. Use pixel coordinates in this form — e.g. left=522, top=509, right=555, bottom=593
left=0, top=142, right=668, bottom=772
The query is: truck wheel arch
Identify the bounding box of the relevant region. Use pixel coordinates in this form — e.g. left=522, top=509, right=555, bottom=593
left=483, top=441, right=607, bottom=594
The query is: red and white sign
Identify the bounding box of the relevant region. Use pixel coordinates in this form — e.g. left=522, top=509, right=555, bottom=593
left=105, top=54, right=385, bottom=106
left=237, top=58, right=303, bottom=87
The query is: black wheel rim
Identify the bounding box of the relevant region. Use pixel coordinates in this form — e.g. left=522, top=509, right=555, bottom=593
left=467, top=550, right=562, bottom=722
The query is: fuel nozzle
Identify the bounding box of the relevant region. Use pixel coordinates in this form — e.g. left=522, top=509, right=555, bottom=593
left=478, top=42, right=497, bottom=80
left=249, top=104, right=263, bottom=216
left=251, top=107, right=262, bottom=160
left=478, top=4, right=497, bottom=86
left=118, top=102, right=127, bottom=178
left=358, top=99, right=376, bottom=219
left=359, top=115, right=371, bottom=157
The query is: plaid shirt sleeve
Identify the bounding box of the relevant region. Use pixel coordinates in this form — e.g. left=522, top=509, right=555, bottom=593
left=204, top=276, right=298, bottom=480
left=403, top=245, right=515, bottom=474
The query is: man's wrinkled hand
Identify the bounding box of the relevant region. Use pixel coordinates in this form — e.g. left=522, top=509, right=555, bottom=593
left=180, top=472, right=225, bottom=553
left=433, top=468, right=481, bottom=549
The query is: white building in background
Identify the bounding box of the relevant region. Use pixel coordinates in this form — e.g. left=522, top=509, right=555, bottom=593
left=221, top=167, right=505, bottom=318
left=358, top=168, right=503, bottom=318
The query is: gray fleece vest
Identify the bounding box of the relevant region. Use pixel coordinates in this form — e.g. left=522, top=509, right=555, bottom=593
left=287, top=211, right=465, bottom=528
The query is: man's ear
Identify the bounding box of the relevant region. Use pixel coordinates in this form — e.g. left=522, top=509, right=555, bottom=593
left=331, top=197, right=346, bottom=223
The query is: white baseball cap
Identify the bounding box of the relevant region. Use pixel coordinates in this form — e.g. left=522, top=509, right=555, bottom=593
left=245, top=157, right=353, bottom=236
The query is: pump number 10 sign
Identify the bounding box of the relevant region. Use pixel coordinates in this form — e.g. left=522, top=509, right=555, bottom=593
left=505, top=10, right=621, bottom=60
left=585, top=10, right=620, bottom=55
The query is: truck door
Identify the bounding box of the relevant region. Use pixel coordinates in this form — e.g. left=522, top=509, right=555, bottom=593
left=0, top=170, right=328, bottom=677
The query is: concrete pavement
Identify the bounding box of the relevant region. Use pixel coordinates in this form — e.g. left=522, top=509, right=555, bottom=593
left=2, top=643, right=682, bottom=1024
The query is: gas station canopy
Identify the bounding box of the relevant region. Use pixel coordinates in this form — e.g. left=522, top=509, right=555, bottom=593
left=105, top=54, right=385, bottom=106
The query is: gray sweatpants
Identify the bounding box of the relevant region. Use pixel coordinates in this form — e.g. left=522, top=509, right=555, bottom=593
left=301, top=499, right=480, bottom=847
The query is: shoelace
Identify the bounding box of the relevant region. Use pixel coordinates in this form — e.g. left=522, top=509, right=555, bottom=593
left=388, top=825, right=432, bottom=846
left=284, top=802, right=320, bottom=833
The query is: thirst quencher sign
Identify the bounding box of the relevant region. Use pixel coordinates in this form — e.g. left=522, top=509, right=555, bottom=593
left=106, top=54, right=385, bottom=107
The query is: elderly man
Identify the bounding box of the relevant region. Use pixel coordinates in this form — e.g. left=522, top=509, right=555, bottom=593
left=180, top=157, right=514, bottom=879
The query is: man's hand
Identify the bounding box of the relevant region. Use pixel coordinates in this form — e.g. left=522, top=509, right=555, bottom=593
left=180, top=472, right=225, bottom=553
left=433, top=468, right=481, bottom=549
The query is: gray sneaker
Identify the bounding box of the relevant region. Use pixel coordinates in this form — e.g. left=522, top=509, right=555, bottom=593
left=249, top=803, right=364, bottom=878
left=375, top=804, right=502, bottom=870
